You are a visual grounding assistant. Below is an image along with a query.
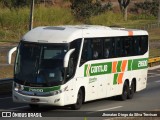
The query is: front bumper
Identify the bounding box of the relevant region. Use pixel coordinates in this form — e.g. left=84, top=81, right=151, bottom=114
left=12, top=90, right=65, bottom=106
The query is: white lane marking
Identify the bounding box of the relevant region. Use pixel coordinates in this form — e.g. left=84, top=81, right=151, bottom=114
left=155, top=80, right=160, bottom=83
left=149, top=65, right=160, bottom=70
left=89, top=106, right=123, bottom=114
left=148, top=73, right=156, bottom=75
left=148, top=74, right=160, bottom=78
left=10, top=106, right=28, bottom=110
left=97, top=106, right=123, bottom=111
left=0, top=97, right=12, bottom=100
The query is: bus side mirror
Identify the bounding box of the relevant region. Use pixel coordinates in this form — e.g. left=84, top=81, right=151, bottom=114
left=8, top=47, right=17, bottom=64
left=63, top=49, right=75, bottom=68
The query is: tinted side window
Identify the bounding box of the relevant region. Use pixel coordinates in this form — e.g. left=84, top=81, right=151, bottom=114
left=104, top=38, right=115, bottom=58
left=92, top=39, right=103, bottom=60
left=122, top=37, right=132, bottom=56
left=115, top=38, right=122, bottom=57
left=80, top=36, right=148, bottom=66
left=140, top=36, right=148, bottom=54
left=80, top=39, right=92, bottom=65
left=80, top=38, right=103, bottom=65
left=133, top=36, right=148, bottom=55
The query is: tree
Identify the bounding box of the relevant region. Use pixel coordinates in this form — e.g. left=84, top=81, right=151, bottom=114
left=0, top=0, right=40, bottom=9
left=118, top=0, right=131, bottom=21
left=70, top=0, right=112, bottom=21
left=130, top=0, right=159, bottom=18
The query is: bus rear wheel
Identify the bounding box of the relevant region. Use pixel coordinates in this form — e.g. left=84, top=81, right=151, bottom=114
left=71, top=89, right=83, bottom=110
left=128, top=81, right=135, bottom=99
left=120, top=82, right=129, bottom=101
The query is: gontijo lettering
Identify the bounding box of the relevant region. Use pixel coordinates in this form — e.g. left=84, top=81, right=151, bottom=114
left=84, top=62, right=112, bottom=77
left=91, top=65, right=108, bottom=73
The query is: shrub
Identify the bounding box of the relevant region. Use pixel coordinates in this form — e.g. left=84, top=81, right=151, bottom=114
left=130, top=0, right=159, bottom=17
left=70, top=0, right=112, bottom=21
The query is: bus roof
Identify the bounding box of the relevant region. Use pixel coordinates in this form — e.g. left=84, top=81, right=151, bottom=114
left=22, top=25, right=148, bottom=43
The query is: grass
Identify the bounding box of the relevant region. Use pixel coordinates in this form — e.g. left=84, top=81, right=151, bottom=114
left=0, top=5, right=80, bottom=42
left=0, top=66, right=14, bottom=79
left=0, top=6, right=159, bottom=42
left=0, top=5, right=160, bottom=79
left=0, top=47, right=15, bottom=79
left=149, top=48, right=160, bottom=58
left=89, top=12, right=157, bottom=29
left=89, top=11, right=124, bottom=26
left=149, top=28, right=160, bottom=41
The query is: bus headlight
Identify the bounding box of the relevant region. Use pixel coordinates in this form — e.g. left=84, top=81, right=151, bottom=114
left=14, top=82, right=24, bottom=91
left=50, top=86, right=68, bottom=96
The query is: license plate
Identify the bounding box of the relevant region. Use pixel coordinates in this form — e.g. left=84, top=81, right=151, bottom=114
left=31, top=98, right=40, bottom=102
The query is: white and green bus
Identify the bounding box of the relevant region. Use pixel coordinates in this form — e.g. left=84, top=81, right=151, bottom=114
left=8, top=25, right=148, bottom=110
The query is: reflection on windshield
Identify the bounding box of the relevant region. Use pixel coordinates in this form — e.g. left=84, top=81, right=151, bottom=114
left=14, top=42, right=68, bottom=87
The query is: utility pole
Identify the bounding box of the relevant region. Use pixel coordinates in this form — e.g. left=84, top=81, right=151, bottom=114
left=158, top=0, right=160, bottom=22
left=29, top=0, right=35, bottom=30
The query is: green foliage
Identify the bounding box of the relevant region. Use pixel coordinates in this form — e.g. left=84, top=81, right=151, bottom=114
left=0, top=0, right=40, bottom=9
left=0, top=6, right=78, bottom=42
left=130, top=0, right=159, bottom=17
left=70, top=0, right=112, bottom=21
left=129, top=13, right=156, bottom=20
left=89, top=11, right=123, bottom=26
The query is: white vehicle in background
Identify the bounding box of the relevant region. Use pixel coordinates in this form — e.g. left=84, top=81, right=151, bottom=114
left=8, top=25, right=148, bottom=110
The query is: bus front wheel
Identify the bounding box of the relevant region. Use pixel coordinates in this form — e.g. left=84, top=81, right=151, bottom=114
left=71, top=89, right=83, bottom=110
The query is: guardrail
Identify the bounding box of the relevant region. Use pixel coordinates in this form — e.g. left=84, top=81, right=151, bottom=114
left=0, top=78, right=13, bottom=85
left=148, top=57, right=160, bottom=67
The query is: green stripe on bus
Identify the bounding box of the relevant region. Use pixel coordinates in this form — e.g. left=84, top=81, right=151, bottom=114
left=117, top=61, right=122, bottom=72
left=23, top=85, right=61, bottom=92
left=128, top=60, right=132, bottom=71
left=84, top=58, right=148, bottom=77
left=113, top=74, right=118, bottom=85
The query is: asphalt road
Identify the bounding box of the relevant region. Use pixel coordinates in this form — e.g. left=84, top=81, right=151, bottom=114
left=0, top=66, right=160, bottom=120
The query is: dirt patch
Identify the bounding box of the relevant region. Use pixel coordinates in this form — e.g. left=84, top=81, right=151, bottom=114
left=149, top=41, right=160, bottom=58
left=0, top=42, right=18, bottom=47
left=0, top=42, right=16, bottom=79
left=0, top=66, right=14, bottom=79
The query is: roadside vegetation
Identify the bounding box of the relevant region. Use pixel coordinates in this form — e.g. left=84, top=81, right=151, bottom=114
left=0, top=0, right=160, bottom=79
left=0, top=0, right=160, bottom=42
left=0, top=5, right=159, bottom=42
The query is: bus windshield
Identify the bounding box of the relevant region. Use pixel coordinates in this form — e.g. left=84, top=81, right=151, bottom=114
left=14, top=42, right=68, bottom=87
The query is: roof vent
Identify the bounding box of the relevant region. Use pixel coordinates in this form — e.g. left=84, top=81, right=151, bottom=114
left=44, top=27, right=65, bottom=30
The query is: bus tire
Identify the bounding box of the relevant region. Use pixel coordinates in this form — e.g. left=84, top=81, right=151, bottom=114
left=128, top=81, right=135, bottom=99
left=29, top=104, right=39, bottom=109
left=120, top=82, right=129, bottom=101
left=71, top=89, right=83, bottom=110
